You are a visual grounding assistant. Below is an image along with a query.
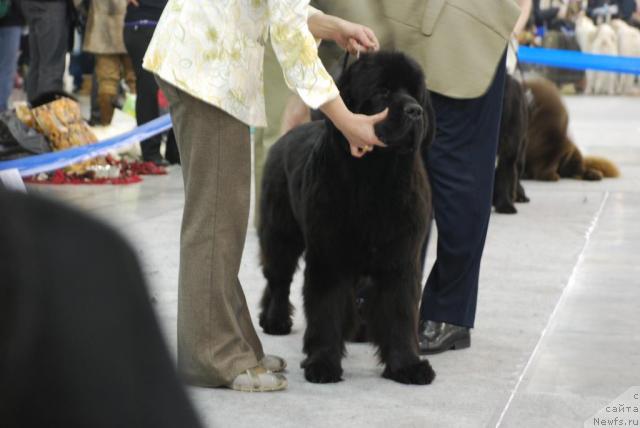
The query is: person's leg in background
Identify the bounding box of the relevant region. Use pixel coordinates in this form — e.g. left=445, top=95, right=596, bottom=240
left=418, top=53, right=507, bottom=354
left=21, top=0, right=69, bottom=103
left=157, top=78, right=283, bottom=389
left=21, top=1, right=40, bottom=102
left=121, top=54, right=136, bottom=94
left=0, top=26, right=22, bottom=111
left=124, top=25, right=169, bottom=165
left=69, top=30, right=85, bottom=93
left=94, top=54, right=122, bottom=125
left=89, top=70, right=101, bottom=125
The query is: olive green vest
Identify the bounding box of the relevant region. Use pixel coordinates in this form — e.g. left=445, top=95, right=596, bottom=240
left=311, top=0, right=520, bottom=98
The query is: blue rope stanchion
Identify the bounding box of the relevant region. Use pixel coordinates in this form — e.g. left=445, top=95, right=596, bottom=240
left=0, top=114, right=172, bottom=177
left=518, top=46, right=640, bottom=75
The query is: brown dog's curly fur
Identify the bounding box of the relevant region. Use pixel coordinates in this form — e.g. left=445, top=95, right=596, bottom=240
left=523, top=78, right=619, bottom=181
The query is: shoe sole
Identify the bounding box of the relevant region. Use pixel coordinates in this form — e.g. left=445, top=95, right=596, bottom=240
left=420, top=336, right=471, bottom=356
left=183, top=378, right=288, bottom=392
left=230, top=379, right=288, bottom=392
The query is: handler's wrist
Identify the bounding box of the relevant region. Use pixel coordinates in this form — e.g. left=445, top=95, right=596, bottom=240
left=320, top=96, right=350, bottom=130
left=308, top=13, right=341, bottom=41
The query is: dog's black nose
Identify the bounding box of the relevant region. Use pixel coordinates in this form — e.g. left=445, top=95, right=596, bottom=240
left=404, top=104, right=423, bottom=119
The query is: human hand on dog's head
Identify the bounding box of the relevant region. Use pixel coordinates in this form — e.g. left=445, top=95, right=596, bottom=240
left=334, top=18, right=380, bottom=56
left=308, top=14, right=379, bottom=55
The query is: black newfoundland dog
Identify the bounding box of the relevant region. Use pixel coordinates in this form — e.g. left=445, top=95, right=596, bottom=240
left=258, top=52, right=436, bottom=385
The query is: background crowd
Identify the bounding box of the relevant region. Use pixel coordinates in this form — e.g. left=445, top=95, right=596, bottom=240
left=0, top=0, right=177, bottom=166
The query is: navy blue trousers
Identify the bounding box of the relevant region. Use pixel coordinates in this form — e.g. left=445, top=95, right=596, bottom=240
left=419, top=54, right=506, bottom=328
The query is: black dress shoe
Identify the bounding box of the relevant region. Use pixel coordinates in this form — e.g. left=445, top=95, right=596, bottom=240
left=418, top=321, right=471, bottom=355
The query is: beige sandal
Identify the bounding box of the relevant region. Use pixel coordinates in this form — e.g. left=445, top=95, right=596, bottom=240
left=229, top=366, right=288, bottom=392
left=260, top=355, right=287, bottom=373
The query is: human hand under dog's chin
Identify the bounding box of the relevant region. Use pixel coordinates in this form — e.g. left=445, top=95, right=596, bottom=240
left=320, top=97, right=387, bottom=158
left=341, top=111, right=388, bottom=158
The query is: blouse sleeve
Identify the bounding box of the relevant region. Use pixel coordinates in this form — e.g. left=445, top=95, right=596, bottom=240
left=267, top=0, right=340, bottom=109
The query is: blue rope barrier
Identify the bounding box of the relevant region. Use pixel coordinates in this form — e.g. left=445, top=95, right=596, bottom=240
left=518, top=46, right=640, bottom=75
left=2, top=47, right=637, bottom=178
left=0, top=114, right=172, bottom=177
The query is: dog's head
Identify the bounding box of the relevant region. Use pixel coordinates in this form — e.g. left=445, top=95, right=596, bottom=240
left=336, top=51, right=435, bottom=154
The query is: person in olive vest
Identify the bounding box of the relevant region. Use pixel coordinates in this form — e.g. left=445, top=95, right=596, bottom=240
left=382, top=0, right=521, bottom=353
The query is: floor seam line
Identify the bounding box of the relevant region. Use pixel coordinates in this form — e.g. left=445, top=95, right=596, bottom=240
left=493, top=190, right=610, bottom=428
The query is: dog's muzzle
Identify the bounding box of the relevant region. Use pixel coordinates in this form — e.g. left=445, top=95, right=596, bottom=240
left=404, top=103, right=423, bottom=121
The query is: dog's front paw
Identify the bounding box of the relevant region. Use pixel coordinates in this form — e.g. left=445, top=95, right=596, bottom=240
left=301, top=358, right=343, bottom=383
left=383, top=360, right=435, bottom=385
left=583, top=168, right=603, bottom=181
left=259, top=311, right=292, bottom=335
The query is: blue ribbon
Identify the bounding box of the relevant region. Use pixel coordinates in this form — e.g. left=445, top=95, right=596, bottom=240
left=0, top=114, right=172, bottom=177
left=3, top=47, right=638, bottom=178
left=518, top=46, right=640, bottom=75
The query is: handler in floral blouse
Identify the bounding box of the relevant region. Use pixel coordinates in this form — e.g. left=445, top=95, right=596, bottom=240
left=144, top=0, right=385, bottom=392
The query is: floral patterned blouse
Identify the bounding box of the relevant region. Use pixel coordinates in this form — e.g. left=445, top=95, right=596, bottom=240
left=143, top=0, right=340, bottom=127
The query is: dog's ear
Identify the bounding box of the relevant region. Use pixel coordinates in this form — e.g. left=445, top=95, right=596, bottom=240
left=421, top=88, right=436, bottom=152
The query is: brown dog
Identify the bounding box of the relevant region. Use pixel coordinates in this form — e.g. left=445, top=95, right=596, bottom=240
left=523, top=78, right=619, bottom=181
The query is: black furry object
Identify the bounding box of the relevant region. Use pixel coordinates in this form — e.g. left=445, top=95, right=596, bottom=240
left=0, top=190, right=202, bottom=428
left=493, top=74, right=530, bottom=214
left=29, top=91, right=78, bottom=109
left=258, top=52, right=436, bottom=385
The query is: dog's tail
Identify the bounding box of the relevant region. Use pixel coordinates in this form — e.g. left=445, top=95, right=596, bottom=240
left=584, top=156, right=620, bottom=178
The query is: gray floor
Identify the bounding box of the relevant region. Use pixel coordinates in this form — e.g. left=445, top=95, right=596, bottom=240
left=28, top=95, right=640, bottom=428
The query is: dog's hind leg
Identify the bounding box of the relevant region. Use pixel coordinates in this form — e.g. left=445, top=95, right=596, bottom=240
left=259, top=230, right=303, bottom=335
left=515, top=140, right=530, bottom=203
left=516, top=180, right=529, bottom=203
left=364, top=268, right=435, bottom=385
left=493, top=156, right=518, bottom=214
left=258, top=175, right=304, bottom=335
left=300, top=266, right=352, bottom=383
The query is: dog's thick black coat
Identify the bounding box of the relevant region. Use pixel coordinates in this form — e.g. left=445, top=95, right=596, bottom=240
left=258, top=52, right=436, bottom=385
left=493, top=75, right=530, bottom=214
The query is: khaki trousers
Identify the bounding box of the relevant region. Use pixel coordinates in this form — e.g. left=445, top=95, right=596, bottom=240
left=95, top=53, right=136, bottom=96
left=157, top=78, right=264, bottom=387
